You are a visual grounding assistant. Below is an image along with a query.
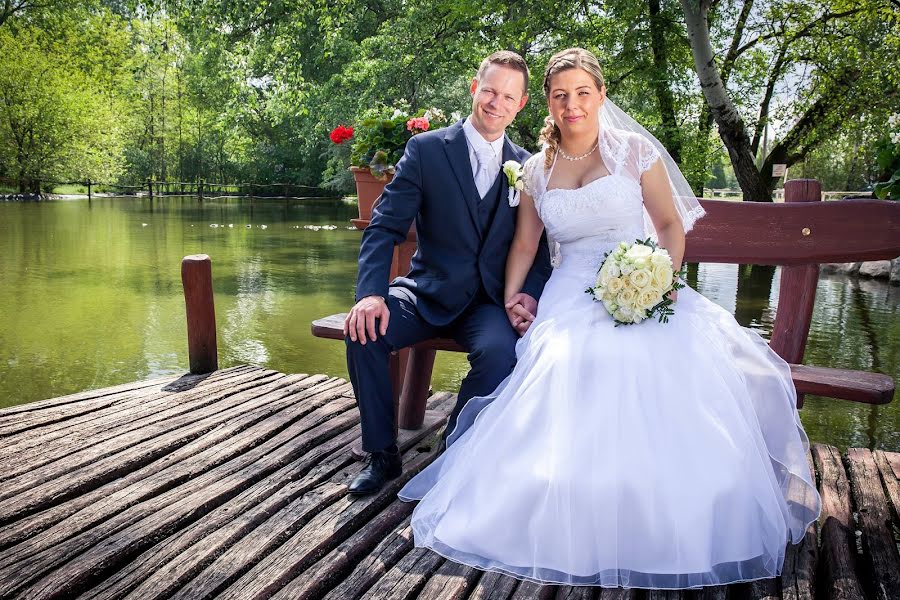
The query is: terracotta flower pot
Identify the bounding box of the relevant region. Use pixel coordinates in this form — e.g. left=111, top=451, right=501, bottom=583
left=350, top=166, right=393, bottom=224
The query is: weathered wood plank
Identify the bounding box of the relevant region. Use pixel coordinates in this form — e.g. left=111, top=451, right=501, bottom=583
left=0, top=368, right=288, bottom=481
left=416, top=557, right=483, bottom=599
left=0, top=374, right=307, bottom=523
left=320, top=524, right=416, bottom=600
left=0, top=366, right=252, bottom=436
left=0, top=366, right=273, bottom=466
left=0, top=386, right=358, bottom=599
left=780, top=450, right=818, bottom=600
left=0, top=369, right=288, bottom=495
left=646, top=590, right=689, bottom=600
left=358, top=546, right=445, bottom=600
left=873, top=450, right=900, bottom=524
left=208, top=441, right=446, bottom=600
left=845, top=448, right=900, bottom=600
left=597, top=589, right=639, bottom=600
left=693, top=585, right=728, bottom=600
left=554, top=585, right=595, bottom=599
left=85, top=423, right=364, bottom=600
left=812, top=443, right=865, bottom=600
left=270, top=500, right=415, bottom=600
left=468, top=571, right=521, bottom=600
left=0, top=370, right=201, bottom=417
left=781, top=531, right=816, bottom=600
left=747, top=578, right=780, bottom=600
left=0, top=376, right=341, bottom=552
left=510, top=580, right=558, bottom=599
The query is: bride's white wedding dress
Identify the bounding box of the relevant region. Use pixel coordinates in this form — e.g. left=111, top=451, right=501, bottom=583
left=398, top=130, right=820, bottom=589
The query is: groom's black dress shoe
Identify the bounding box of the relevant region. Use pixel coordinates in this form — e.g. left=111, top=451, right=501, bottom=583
left=348, top=446, right=402, bottom=496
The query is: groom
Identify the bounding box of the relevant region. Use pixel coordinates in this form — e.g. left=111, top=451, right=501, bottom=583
left=344, top=51, right=552, bottom=495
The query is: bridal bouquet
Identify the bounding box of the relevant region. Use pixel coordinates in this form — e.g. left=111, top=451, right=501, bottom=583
left=585, top=239, right=686, bottom=326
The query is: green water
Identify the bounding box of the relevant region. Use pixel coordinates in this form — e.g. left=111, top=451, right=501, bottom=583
left=1, top=196, right=897, bottom=450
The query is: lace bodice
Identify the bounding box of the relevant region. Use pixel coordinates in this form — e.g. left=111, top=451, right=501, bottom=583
left=538, top=175, right=646, bottom=274
left=522, top=127, right=659, bottom=275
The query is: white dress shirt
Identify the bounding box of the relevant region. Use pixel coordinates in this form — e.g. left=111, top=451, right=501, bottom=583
left=463, top=117, right=505, bottom=198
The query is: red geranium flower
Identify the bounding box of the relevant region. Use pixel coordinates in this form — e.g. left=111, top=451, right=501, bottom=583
left=330, top=125, right=354, bottom=144
left=406, top=117, right=430, bottom=133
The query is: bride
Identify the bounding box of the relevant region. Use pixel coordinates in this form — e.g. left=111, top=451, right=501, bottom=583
left=398, top=48, right=820, bottom=589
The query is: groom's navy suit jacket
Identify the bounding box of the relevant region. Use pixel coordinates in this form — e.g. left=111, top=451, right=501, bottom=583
left=355, top=120, right=553, bottom=326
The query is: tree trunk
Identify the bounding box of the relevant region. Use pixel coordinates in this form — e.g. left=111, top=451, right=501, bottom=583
left=648, top=0, right=682, bottom=165
left=680, top=0, right=772, bottom=201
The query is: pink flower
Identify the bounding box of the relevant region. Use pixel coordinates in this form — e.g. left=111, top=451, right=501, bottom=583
left=406, top=117, right=430, bottom=133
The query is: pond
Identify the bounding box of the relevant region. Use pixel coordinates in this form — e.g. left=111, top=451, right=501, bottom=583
left=0, top=195, right=897, bottom=450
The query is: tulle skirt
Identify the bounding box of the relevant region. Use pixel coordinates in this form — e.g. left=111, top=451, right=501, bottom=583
left=398, top=266, right=821, bottom=589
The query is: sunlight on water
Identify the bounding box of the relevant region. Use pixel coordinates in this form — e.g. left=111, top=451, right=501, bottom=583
left=0, top=196, right=896, bottom=450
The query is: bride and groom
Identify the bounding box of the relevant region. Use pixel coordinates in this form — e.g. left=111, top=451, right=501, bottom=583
left=343, top=48, right=820, bottom=589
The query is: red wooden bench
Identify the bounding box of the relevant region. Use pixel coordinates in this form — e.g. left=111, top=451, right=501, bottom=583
left=312, top=179, right=898, bottom=435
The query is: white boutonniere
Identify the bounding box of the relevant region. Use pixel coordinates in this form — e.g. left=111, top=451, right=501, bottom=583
left=503, top=160, right=525, bottom=207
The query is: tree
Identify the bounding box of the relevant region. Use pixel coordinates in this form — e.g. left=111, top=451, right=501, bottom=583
left=681, top=0, right=899, bottom=200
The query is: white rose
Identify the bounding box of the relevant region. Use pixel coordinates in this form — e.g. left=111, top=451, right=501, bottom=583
left=629, top=268, right=652, bottom=289
left=602, top=298, right=617, bottom=313
left=652, top=264, right=674, bottom=290
left=606, top=277, right=624, bottom=294
left=620, top=262, right=635, bottom=276
left=515, top=179, right=525, bottom=191
left=638, top=289, right=661, bottom=311
left=624, top=243, right=652, bottom=261
left=633, top=256, right=650, bottom=270
left=650, top=250, right=671, bottom=268
left=598, top=260, right=619, bottom=284
left=617, top=288, right=636, bottom=307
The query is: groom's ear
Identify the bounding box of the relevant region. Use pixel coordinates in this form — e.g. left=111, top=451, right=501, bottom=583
left=470, top=77, right=479, bottom=96
left=517, top=94, right=529, bottom=111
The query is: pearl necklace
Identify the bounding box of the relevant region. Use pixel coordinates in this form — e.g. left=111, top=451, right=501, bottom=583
left=557, top=141, right=599, bottom=161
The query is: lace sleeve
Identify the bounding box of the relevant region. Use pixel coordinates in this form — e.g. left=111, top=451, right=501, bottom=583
left=637, top=137, right=661, bottom=175
left=522, top=153, right=546, bottom=202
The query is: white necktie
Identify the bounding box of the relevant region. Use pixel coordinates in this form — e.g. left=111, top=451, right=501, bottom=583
left=473, top=146, right=498, bottom=199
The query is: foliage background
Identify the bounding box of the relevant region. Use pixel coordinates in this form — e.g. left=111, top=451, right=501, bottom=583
left=0, top=0, right=896, bottom=197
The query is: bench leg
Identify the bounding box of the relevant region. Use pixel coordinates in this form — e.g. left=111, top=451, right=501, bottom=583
left=398, top=347, right=436, bottom=429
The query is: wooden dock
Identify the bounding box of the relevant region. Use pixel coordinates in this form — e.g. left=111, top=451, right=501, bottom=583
left=1, top=365, right=898, bottom=600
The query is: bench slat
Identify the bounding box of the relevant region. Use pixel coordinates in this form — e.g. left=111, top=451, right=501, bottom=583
left=313, top=314, right=894, bottom=405
left=685, top=199, right=900, bottom=265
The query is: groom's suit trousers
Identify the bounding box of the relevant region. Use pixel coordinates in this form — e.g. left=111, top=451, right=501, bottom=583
left=346, top=289, right=518, bottom=453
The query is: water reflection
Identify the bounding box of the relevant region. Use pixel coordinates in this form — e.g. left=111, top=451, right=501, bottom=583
left=0, top=196, right=896, bottom=451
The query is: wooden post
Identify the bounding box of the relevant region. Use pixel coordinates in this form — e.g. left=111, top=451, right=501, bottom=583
left=770, top=178, right=822, bottom=408
left=86, top=179, right=92, bottom=202
left=181, top=254, right=218, bottom=374
left=147, top=179, right=153, bottom=200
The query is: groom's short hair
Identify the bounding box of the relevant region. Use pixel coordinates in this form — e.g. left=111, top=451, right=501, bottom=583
left=476, top=51, right=530, bottom=94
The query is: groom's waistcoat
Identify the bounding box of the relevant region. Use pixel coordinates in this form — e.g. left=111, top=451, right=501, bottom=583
left=355, top=120, right=552, bottom=327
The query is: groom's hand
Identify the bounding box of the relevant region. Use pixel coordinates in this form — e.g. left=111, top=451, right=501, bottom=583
left=504, top=293, right=537, bottom=336
left=344, top=295, right=390, bottom=344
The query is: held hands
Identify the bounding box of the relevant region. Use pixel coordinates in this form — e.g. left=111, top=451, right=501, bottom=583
left=343, top=295, right=390, bottom=344
left=504, top=292, right=538, bottom=336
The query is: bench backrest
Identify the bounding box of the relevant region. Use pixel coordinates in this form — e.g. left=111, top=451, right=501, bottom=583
left=685, top=180, right=899, bottom=369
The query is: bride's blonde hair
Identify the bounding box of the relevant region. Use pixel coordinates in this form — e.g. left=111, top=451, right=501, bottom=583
left=539, top=48, right=606, bottom=169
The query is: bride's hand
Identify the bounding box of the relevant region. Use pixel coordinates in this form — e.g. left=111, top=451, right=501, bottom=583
left=667, top=289, right=678, bottom=303
left=504, top=293, right=537, bottom=336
